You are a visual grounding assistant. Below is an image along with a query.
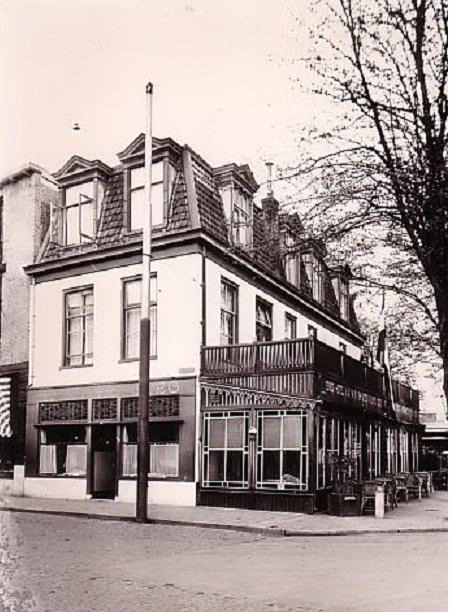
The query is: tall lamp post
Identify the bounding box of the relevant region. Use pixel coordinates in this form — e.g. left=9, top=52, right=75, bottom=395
left=136, top=82, right=153, bottom=522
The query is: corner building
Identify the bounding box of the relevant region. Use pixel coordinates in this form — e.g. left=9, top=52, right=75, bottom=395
left=24, top=134, right=421, bottom=511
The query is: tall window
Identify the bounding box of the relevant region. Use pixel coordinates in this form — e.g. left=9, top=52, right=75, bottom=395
left=64, top=287, right=93, bottom=366
left=256, top=298, right=272, bottom=342
left=285, top=313, right=297, bottom=340
left=285, top=253, right=299, bottom=286
left=220, top=279, right=238, bottom=345
left=128, top=161, right=165, bottom=231
left=232, top=191, right=252, bottom=247
left=122, top=275, right=157, bottom=360
left=308, top=325, right=317, bottom=340
left=340, top=280, right=349, bottom=321
left=64, top=181, right=94, bottom=244
left=202, top=411, right=249, bottom=488
left=302, top=252, right=323, bottom=302
left=256, top=410, right=308, bottom=491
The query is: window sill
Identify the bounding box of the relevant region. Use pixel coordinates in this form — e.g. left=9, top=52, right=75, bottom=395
left=36, top=474, right=87, bottom=479
left=118, top=356, right=157, bottom=364
left=59, top=364, right=94, bottom=370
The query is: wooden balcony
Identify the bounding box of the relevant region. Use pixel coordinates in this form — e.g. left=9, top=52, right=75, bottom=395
left=200, top=338, right=420, bottom=421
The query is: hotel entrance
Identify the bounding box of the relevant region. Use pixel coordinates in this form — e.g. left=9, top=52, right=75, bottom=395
left=91, top=424, right=117, bottom=499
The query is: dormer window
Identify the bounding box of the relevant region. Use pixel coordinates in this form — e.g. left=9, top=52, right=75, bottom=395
left=331, top=271, right=351, bottom=322
left=302, top=252, right=323, bottom=303
left=128, top=161, right=165, bottom=231
left=64, top=181, right=94, bottom=245
left=232, top=190, right=252, bottom=247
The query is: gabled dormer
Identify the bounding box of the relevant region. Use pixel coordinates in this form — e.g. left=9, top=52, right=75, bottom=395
left=117, top=134, right=180, bottom=232
left=213, top=163, right=258, bottom=249
left=52, top=156, right=112, bottom=246
left=329, top=264, right=352, bottom=322
left=299, top=238, right=327, bottom=304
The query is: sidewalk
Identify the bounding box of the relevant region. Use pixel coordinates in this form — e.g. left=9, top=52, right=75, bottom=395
left=1, top=491, right=447, bottom=537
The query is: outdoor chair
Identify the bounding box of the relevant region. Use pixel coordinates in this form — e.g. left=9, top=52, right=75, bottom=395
left=375, top=478, right=396, bottom=511
left=394, top=475, right=408, bottom=503
left=415, top=472, right=432, bottom=497
left=405, top=473, right=422, bottom=499
left=361, top=480, right=381, bottom=515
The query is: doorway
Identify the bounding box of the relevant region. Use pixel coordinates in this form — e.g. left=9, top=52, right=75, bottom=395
left=91, top=424, right=117, bottom=499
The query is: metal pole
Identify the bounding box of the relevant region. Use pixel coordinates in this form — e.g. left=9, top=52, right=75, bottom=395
left=136, top=82, right=153, bottom=522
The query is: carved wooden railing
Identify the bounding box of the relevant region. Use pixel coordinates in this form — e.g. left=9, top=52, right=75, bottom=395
left=201, top=338, right=419, bottom=420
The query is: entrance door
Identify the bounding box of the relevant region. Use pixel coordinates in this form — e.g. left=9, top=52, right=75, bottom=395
left=91, top=424, right=117, bottom=499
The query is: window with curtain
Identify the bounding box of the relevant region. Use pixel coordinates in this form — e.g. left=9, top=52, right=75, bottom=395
left=256, top=298, right=272, bottom=342
left=121, top=422, right=179, bottom=478
left=39, top=425, right=87, bottom=476
left=122, top=275, right=157, bottom=359
left=220, top=279, right=238, bottom=345
left=64, top=288, right=93, bottom=366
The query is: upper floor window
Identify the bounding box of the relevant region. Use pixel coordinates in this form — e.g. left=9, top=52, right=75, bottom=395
left=285, top=253, right=300, bottom=286
left=122, top=275, right=157, bottom=360
left=339, top=280, right=349, bottom=321
left=128, top=161, right=165, bottom=231
left=302, top=252, right=323, bottom=303
left=220, top=279, right=238, bottom=345
left=285, top=313, right=297, bottom=340
left=232, top=191, right=252, bottom=247
left=64, top=181, right=94, bottom=245
left=256, top=298, right=272, bottom=342
left=64, top=287, right=93, bottom=366
left=308, top=325, right=317, bottom=340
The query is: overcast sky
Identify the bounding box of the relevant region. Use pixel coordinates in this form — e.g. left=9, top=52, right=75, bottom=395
left=0, top=0, right=320, bottom=185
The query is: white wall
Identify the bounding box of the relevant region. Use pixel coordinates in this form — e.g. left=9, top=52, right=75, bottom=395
left=205, top=259, right=361, bottom=358
left=31, top=253, right=203, bottom=387
left=118, top=480, right=196, bottom=506
left=24, top=477, right=87, bottom=500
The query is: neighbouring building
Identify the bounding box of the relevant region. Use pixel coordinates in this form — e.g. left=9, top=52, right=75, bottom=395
left=0, top=164, right=57, bottom=476
left=22, top=135, right=422, bottom=511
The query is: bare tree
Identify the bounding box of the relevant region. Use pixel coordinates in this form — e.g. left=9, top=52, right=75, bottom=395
left=284, top=0, right=447, bottom=395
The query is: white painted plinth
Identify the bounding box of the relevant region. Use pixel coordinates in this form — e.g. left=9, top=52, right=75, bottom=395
left=24, top=477, right=87, bottom=500
left=13, top=465, right=25, bottom=496
left=118, top=480, right=196, bottom=506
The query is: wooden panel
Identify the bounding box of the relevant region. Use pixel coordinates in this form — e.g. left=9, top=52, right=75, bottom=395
left=198, top=489, right=315, bottom=514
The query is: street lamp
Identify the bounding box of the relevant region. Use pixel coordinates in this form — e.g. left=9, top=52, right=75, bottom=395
left=136, top=82, right=153, bottom=522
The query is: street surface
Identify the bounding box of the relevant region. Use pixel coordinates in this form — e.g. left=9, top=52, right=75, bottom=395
left=0, top=511, right=447, bottom=612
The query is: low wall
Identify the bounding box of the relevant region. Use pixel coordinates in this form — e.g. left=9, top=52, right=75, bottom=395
left=24, top=477, right=87, bottom=500
left=0, top=478, right=14, bottom=495
left=118, top=480, right=196, bottom=506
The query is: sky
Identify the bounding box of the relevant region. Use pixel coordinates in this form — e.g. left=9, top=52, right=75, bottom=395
left=0, top=0, right=319, bottom=183
left=0, top=0, right=445, bottom=414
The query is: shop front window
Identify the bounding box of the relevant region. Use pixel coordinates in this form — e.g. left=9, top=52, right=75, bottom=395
left=121, top=422, right=179, bottom=477
left=256, top=410, right=308, bottom=491
left=202, top=412, right=249, bottom=488
left=39, top=425, right=87, bottom=476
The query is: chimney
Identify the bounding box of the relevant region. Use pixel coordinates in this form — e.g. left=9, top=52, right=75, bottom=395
left=261, top=161, right=279, bottom=228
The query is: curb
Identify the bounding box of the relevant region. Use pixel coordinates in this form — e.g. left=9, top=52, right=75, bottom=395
left=0, top=507, right=285, bottom=537
left=1, top=506, right=447, bottom=537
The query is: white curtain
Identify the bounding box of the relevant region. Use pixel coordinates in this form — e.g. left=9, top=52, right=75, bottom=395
left=149, top=444, right=179, bottom=477
left=39, top=445, right=57, bottom=475
left=65, top=444, right=87, bottom=476
left=122, top=444, right=137, bottom=476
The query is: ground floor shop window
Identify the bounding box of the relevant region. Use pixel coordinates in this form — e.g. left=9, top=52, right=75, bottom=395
left=386, top=428, right=398, bottom=474
left=39, top=425, right=87, bottom=476
left=317, top=415, right=340, bottom=489
left=202, top=412, right=249, bottom=488
left=342, top=420, right=362, bottom=480
left=367, top=424, right=381, bottom=478
left=399, top=429, right=409, bottom=472
left=121, top=422, right=179, bottom=477
left=256, top=410, right=308, bottom=491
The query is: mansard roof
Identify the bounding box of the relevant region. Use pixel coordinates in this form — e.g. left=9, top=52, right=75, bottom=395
left=36, top=134, right=361, bottom=336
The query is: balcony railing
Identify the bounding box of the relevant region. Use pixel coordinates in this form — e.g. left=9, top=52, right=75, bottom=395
left=201, top=338, right=419, bottom=418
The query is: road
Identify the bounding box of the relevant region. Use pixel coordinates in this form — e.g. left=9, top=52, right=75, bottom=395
left=0, top=510, right=447, bottom=612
